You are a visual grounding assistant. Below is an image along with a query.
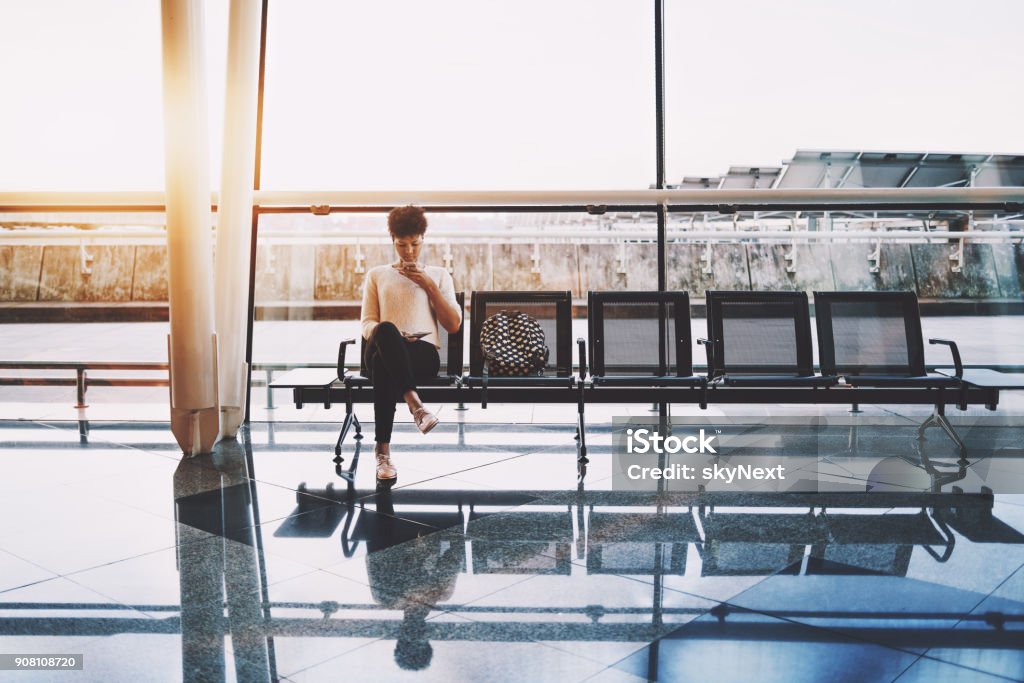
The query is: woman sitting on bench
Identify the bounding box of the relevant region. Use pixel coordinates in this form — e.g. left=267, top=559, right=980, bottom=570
left=360, top=205, right=463, bottom=480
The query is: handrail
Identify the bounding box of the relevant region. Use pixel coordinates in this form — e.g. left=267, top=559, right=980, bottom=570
left=1, top=227, right=1020, bottom=246
left=2, top=186, right=1023, bottom=211
left=0, top=361, right=332, bottom=410
left=1, top=360, right=1021, bottom=412
left=253, top=187, right=1024, bottom=210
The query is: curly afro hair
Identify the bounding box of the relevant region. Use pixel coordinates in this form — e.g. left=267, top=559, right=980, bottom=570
left=387, top=205, right=428, bottom=239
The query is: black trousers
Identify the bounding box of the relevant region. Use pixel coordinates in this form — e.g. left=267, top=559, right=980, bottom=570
left=364, top=321, right=440, bottom=444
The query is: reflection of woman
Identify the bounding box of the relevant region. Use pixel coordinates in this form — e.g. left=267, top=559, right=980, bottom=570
left=364, top=490, right=463, bottom=671
left=360, top=205, right=462, bottom=480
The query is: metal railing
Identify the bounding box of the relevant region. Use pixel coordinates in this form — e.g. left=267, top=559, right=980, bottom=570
left=3, top=226, right=1021, bottom=245
left=2, top=359, right=1021, bottom=411
left=2, top=186, right=1023, bottom=211
left=0, top=361, right=331, bottom=409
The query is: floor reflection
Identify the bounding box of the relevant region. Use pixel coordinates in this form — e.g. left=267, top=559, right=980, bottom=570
left=1, top=419, right=1023, bottom=682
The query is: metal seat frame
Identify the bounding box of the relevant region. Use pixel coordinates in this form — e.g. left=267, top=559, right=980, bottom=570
left=273, top=290, right=1005, bottom=476
left=814, top=290, right=968, bottom=456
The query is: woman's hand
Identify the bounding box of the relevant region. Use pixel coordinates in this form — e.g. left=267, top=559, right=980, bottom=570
left=399, top=264, right=462, bottom=334
left=398, top=264, right=436, bottom=292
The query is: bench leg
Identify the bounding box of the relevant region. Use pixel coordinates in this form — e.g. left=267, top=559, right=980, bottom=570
left=576, top=385, right=588, bottom=466
left=337, top=438, right=361, bottom=487
left=918, top=404, right=967, bottom=460
left=846, top=420, right=859, bottom=454
left=334, top=410, right=358, bottom=463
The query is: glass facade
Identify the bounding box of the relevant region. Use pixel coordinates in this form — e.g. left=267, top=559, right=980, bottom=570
left=260, top=1, right=654, bottom=189
left=0, top=0, right=228, bottom=190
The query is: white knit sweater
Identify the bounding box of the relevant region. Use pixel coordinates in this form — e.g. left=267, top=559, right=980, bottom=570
left=360, top=263, right=460, bottom=349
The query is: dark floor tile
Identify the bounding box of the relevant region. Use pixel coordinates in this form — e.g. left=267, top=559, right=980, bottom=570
left=719, top=570, right=993, bottom=655
left=921, top=565, right=1024, bottom=681
left=610, top=609, right=921, bottom=683
left=893, top=656, right=1018, bottom=682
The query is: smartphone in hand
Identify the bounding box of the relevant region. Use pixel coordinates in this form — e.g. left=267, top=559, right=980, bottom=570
left=403, top=330, right=430, bottom=340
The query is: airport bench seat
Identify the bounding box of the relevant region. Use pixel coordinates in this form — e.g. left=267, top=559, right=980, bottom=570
left=271, top=289, right=1011, bottom=471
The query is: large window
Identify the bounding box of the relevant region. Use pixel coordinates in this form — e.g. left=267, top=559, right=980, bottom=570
left=260, top=1, right=654, bottom=189
left=0, top=0, right=228, bottom=190
left=664, top=1, right=1024, bottom=181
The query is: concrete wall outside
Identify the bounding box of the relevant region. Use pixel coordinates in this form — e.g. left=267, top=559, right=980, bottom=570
left=131, top=245, right=169, bottom=301
left=0, top=245, right=43, bottom=301
left=2, top=241, right=1022, bottom=310
left=37, top=245, right=134, bottom=302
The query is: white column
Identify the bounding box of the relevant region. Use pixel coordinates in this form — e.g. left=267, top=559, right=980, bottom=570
left=215, top=0, right=262, bottom=438
left=160, top=0, right=219, bottom=455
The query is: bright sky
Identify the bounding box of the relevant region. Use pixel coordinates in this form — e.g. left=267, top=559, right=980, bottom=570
left=1, top=0, right=1022, bottom=191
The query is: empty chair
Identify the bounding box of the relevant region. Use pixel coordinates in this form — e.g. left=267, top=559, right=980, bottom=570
left=702, top=291, right=836, bottom=386
left=814, top=290, right=966, bottom=453
left=812, top=290, right=961, bottom=387
left=587, top=290, right=705, bottom=386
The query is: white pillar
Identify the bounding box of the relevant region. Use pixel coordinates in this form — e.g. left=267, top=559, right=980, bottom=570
left=215, top=0, right=262, bottom=438
left=160, top=0, right=219, bottom=455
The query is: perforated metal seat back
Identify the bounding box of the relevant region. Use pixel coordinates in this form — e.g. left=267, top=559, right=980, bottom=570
left=470, top=291, right=572, bottom=376
left=814, top=291, right=924, bottom=376
left=437, top=322, right=453, bottom=375
left=707, top=291, right=814, bottom=377
left=830, top=301, right=908, bottom=372
left=589, top=292, right=691, bottom=377
left=603, top=306, right=675, bottom=375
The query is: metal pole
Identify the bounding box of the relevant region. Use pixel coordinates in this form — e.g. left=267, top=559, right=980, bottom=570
left=655, top=0, right=668, bottom=423
left=160, top=0, right=219, bottom=456
left=215, top=0, right=263, bottom=438
left=244, top=0, right=268, bottom=424
left=654, top=0, right=667, bottom=196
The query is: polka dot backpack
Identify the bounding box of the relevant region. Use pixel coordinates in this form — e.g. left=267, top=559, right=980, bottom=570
left=479, top=309, right=550, bottom=376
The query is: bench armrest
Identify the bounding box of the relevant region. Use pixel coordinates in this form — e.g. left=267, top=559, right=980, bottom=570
left=696, top=338, right=714, bottom=378
left=929, top=338, right=963, bottom=378
left=337, top=338, right=357, bottom=379
left=577, top=337, right=587, bottom=380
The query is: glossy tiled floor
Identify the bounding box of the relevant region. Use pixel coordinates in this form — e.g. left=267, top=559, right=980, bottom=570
left=1, top=416, right=1023, bottom=682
